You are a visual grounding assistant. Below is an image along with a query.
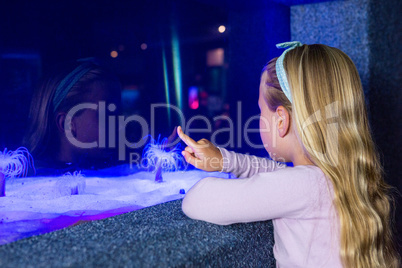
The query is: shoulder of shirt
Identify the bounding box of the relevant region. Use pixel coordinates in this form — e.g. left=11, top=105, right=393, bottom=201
left=274, top=164, right=324, bottom=177
left=270, top=165, right=329, bottom=194
left=279, top=165, right=332, bottom=217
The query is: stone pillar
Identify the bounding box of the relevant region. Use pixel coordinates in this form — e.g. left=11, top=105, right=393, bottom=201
left=291, top=0, right=370, bottom=89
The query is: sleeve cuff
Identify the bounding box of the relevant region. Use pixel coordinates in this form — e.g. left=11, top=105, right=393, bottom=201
left=217, top=147, right=231, bottom=173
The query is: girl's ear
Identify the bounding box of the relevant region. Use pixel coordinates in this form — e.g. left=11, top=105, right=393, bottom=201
left=276, top=106, right=290, bottom=138
left=55, top=112, right=76, bottom=137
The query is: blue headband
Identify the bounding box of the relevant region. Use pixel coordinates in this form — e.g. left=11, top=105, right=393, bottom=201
left=52, top=63, right=93, bottom=112
left=275, top=41, right=303, bottom=103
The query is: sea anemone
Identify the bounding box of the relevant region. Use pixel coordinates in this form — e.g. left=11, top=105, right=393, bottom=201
left=142, top=136, right=184, bottom=182
left=56, top=171, right=86, bottom=196
left=0, top=147, right=33, bottom=197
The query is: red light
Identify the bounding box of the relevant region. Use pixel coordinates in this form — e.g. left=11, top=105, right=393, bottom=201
left=190, top=100, right=199, bottom=110
left=188, top=86, right=199, bottom=110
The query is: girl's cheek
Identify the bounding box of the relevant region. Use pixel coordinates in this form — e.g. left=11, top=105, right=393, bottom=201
left=259, top=114, right=271, bottom=135
left=259, top=116, right=271, bottom=146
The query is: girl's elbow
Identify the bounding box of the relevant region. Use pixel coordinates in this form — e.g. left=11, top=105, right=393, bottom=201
left=181, top=194, right=193, bottom=218
left=181, top=193, right=230, bottom=225
left=181, top=177, right=228, bottom=225
left=181, top=187, right=205, bottom=221
left=181, top=178, right=208, bottom=219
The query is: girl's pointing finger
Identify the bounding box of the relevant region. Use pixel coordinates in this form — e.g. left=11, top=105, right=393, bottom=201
left=177, top=126, right=198, bottom=148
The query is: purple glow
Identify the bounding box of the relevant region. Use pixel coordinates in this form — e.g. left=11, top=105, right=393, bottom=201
left=0, top=140, right=228, bottom=246
left=188, top=86, right=199, bottom=110
left=0, top=169, right=229, bottom=245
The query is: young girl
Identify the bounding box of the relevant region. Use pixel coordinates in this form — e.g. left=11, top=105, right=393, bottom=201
left=177, top=42, right=399, bottom=267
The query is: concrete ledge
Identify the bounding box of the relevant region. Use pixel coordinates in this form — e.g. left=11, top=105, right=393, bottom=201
left=0, top=199, right=275, bottom=267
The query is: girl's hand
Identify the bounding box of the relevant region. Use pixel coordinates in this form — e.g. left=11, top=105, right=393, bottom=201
left=177, top=126, right=223, bottom=172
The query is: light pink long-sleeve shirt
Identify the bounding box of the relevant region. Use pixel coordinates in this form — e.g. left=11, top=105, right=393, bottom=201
left=182, top=148, right=342, bottom=267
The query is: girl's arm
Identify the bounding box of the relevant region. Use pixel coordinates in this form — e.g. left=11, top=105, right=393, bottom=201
left=182, top=166, right=317, bottom=225
left=177, top=126, right=285, bottom=176
left=219, top=147, right=286, bottom=178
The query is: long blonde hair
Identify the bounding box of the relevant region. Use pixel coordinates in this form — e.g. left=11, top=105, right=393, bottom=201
left=263, top=44, right=399, bottom=267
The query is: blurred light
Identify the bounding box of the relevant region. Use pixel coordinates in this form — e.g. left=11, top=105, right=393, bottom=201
left=200, top=91, right=208, bottom=107
left=141, top=43, right=148, bottom=50
left=121, top=87, right=140, bottom=112
left=190, top=100, right=199, bottom=110
left=118, top=45, right=125, bottom=51
left=218, top=25, right=226, bottom=33
left=188, top=86, right=199, bottom=110
left=171, top=27, right=183, bottom=110
left=110, top=51, right=118, bottom=58
left=207, top=48, right=224, bottom=66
